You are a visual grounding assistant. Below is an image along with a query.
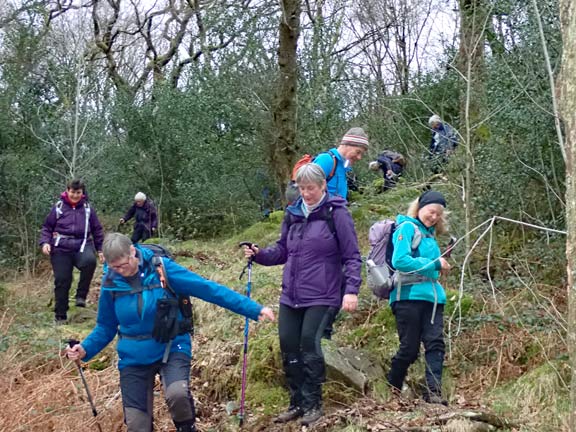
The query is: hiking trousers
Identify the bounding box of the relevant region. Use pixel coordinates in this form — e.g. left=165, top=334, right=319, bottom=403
left=119, top=352, right=196, bottom=432
left=51, top=247, right=96, bottom=319
left=132, top=223, right=152, bottom=244
left=279, top=304, right=337, bottom=411
left=387, top=300, right=445, bottom=396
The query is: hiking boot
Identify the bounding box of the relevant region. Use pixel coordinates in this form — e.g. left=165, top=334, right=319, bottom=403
left=424, top=393, right=448, bottom=406
left=55, top=316, right=68, bottom=325
left=300, top=407, right=323, bottom=426
left=175, top=424, right=196, bottom=432
left=274, top=406, right=303, bottom=423
left=75, top=298, right=86, bottom=307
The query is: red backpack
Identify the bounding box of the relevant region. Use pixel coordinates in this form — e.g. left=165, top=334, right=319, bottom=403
left=291, top=151, right=338, bottom=182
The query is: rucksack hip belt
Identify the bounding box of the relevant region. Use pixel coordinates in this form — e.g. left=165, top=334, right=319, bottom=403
left=395, top=273, right=430, bottom=286
left=118, top=331, right=154, bottom=340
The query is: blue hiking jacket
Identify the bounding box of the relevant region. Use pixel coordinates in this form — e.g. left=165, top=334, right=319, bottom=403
left=390, top=215, right=446, bottom=305
left=81, top=245, right=263, bottom=369
left=314, top=149, right=349, bottom=199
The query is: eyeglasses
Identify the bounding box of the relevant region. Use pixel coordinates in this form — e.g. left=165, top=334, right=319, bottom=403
left=109, top=257, right=133, bottom=271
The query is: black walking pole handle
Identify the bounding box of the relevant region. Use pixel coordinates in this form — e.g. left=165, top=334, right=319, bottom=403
left=239, top=241, right=258, bottom=250
left=445, top=236, right=457, bottom=259
left=67, top=338, right=80, bottom=354
left=239, top=242, right=257, bottom=279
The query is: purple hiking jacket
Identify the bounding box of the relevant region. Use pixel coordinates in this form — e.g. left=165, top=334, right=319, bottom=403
left=254, top=195, right=362, bottom=308
left=122, top=200, right=158, bottom=230
left=39, top=192, right=105, bottom=254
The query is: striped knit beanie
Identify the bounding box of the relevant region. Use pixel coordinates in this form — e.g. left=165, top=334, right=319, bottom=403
left=341, top=127, right=369, bottom=150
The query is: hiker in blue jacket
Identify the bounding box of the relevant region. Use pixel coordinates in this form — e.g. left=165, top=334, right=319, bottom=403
left=314, top=127, right=369, bottom=200
left=388, top=191, right=451, bottom=405
left=65, top=233, right=275, bottom=432
left=244, top=163, right=362, bottom=427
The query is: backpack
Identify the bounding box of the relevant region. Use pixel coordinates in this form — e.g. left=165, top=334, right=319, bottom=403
left=380, top=150, right=406, bottom=166
left=366, top=220, right=422, bottom=299
left=291, top=151, right=338, bottom=182
left=286, top=152, right=338, bottom=204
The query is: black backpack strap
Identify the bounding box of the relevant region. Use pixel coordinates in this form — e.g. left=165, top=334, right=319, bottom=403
left=151, top=255, right=194, bottom=335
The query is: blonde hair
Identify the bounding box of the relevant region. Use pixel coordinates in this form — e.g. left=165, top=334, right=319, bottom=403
left=406, top=198, right=449, bottom=236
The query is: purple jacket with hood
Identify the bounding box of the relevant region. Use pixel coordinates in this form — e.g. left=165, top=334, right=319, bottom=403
left=39, top=192, right=105, bottom=254
left=254, top=195, right=362, bottom=308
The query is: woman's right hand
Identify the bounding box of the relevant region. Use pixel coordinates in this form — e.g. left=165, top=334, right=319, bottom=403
left=42, top=243, right=51, bottom=255
left=439, top=257, right=451, bottom=275
left=65, top=343, right=87, bottom=362
left=243, top=245, right=259, bottom=258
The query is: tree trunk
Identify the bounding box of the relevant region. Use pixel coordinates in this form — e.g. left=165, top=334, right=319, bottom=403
left=558, top=0, right=576, bottom=428
left=457, top=0, right=488, bottom=253
left=270, top=0, right=302, bottom=193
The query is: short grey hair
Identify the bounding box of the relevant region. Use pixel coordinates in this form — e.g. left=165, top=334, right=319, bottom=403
left=103, top=233, right=132, bottom=262
left=295, top=163, right=326, bottom=187
left=428, top=114, right=442, bottom=126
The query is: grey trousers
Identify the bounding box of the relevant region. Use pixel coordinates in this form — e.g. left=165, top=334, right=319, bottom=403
left=119, top=352, right=196, bottom=432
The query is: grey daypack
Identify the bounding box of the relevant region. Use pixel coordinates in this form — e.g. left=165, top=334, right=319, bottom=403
left=366, top=219, right=422, bottom=299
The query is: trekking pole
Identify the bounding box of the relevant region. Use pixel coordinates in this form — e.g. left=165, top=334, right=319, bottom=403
left=237, top=242, right=257, bottom=427
left=445, top=236, right=457, bottom=258
left=67, top=339, right=98, bottom=417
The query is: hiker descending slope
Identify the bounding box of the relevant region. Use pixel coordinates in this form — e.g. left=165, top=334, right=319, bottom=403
left=39, top=179, right=104, bottom=324
left=314, top=127, right=369, bottom=200
left=65, top=233, right=275, bottom=432
left=427, top=114, right=458, bottom=173
left=119, top=192, right=158, bottom=243
left=387, top=190, right=451, bottom=405
left=244, top=164, right=362, bottom=426
left=286, top=127, right=369, bottom=204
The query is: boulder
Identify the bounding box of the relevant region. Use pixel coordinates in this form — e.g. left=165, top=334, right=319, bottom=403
left=322, top=340, right=384, bottom=393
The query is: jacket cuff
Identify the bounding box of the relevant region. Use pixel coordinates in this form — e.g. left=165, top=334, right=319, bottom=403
left=435, top=259, right=442, bottom=270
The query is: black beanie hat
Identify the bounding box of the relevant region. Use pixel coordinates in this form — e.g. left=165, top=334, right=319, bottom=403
left=419, top=190, right=447, bottom=208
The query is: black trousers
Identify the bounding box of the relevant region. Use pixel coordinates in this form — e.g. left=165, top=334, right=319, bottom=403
left=279, top=304, right=337, bottom=411
left=51, top=247, right=97, bottom=319
left=387, top=300, right=445, bottom=396
left=132, top=223, right=152, bottom=244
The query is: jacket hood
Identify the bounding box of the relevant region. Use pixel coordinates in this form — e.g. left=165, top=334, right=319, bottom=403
left=287, top=194, right=348, bottom=217
left=134, top=244, right=155, bottom=262
left=60, top=191, right=87, bottom=207
left=396, top=214, right=436, bottom=235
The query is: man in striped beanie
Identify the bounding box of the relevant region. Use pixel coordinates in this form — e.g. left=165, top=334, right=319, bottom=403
left=313, top=127, right=369, bottom=200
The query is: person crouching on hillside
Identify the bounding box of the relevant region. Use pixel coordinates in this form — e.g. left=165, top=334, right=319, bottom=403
left=243, top=163, right=362, bottom=426
left=66, top=233, right=275, bottom=432
left=387, top=191, right=451, bottom=405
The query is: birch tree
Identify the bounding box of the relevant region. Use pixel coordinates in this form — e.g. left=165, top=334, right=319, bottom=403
left=558, top=0, right=576, bottom=427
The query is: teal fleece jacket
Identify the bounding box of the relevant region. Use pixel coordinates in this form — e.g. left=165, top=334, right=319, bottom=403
left=390, top=215, right=446, bottom=305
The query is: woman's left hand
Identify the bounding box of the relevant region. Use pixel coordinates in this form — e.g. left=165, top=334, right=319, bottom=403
left=98, top=252, right=105, bottom=264
left=258, top=307, right=275, bottom=322
left=342, top=294, right=358, bottom=312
